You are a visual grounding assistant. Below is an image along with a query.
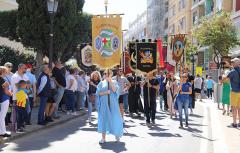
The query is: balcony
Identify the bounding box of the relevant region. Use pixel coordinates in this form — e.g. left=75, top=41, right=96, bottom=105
left=192, top=0, right=205, bottom=10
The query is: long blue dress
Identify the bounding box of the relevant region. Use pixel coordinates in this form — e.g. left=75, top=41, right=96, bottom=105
left=96, top=80, right=123, bottom=137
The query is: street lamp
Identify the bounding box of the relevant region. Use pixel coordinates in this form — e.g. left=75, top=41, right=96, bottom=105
left=47, top=0, right=58, bottom=69
left=190, top=53, right=198, bottom=75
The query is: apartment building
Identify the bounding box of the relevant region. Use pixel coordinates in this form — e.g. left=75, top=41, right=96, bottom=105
left=147, top=0, right=168, bottom=40
left=123, top=11, right=147, bottom=49
left=231, top=0, right=240, bottom=57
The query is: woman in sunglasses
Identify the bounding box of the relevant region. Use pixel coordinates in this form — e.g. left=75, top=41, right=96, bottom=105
left=177, top=73, right=192, bottom=128
left=96, top=69, right=123, bottom=144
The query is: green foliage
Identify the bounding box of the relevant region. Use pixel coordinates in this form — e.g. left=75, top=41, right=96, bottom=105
left=0, top=10, right=18, bottom=41
left=0, top=45, right=35, bottom=71
left=185, top=38, right=198, bottom=64
left=193, top=12, right=240, bottom=56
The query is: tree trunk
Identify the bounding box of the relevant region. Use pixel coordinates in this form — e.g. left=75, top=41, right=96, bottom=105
left=35, top=50, right=44, bottom=79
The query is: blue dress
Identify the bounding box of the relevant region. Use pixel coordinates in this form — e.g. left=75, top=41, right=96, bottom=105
left=96, top=80, right=123, bottom=137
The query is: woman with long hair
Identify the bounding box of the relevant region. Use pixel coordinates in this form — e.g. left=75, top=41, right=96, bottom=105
left=96, top=69, right=123, bottom=144
left=87, top=71, right=101, bottom=123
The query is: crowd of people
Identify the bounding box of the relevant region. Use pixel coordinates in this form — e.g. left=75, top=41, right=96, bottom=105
left=0, top=57, right=239, bottom=144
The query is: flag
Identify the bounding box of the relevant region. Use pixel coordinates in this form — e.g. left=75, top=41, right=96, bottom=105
left=92, top=15, right=122, bottom=69
left=79, top=44, right=93, bottom=71
left=157, top=39, right=164, bottom=68
left=171, top=34, right=186, bottom=62
left=136, top=42, right=157, bottom=74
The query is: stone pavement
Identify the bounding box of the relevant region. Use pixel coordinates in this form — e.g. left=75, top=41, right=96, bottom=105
left=0, top=107, right=86, bottom=144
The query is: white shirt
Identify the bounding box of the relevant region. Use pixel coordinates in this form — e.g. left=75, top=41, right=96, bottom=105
left=11, top=72, right=29, bottom=100
left=194, top=77, right=203, bottom=89
left=77, top=75, right=88, bottom=92
left=37, top=75, right=47, bottom=94
left=66, top=75, right=78, bottom=92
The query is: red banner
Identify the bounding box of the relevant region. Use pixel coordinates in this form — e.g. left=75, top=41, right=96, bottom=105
left=157, top=39, right=165, bottom=68
left=123, top=51, right=132, bottom=75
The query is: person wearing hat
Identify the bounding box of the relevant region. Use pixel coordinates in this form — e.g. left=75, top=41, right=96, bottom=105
left=226, top=58, right=240, bottom=128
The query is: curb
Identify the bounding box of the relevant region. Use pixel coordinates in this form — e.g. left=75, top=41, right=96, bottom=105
left=0, top=111, right=86, bottom=144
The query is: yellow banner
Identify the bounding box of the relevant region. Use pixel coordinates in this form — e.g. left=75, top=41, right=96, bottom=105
left=196, top=67, right=203, bottom=76
left=92, top=15, right=122, bottom=69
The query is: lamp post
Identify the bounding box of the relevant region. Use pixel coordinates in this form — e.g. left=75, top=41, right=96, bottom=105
left=190, top=53, right=197, bottom=76
left=104, top=0, right=108, bottom=16
left=47, top=0, right=58, bottom=69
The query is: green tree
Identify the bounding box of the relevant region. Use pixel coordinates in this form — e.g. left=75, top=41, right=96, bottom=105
left=193, top=12, right=240, bottom=56
left=0, top=10, right=18, bottom=41
left=0, top=45, right=34, bottom=71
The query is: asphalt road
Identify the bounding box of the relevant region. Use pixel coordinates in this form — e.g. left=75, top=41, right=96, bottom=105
left=0, top=102, right=215, bottom=153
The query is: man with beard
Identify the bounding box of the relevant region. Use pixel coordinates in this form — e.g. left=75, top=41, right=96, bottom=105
left=127, top=72, right=143, bottom=116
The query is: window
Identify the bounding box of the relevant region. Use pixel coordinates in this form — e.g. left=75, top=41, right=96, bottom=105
left=164, top=18, right=168, bottom=29
left=179, top=17, right=186, bottom=31
left=165, top=1, right=169, bottom=13
left=179, top=0, right=186, bottom=11
left=193, top=11, right=198, bottom=25
left=237, top=0, right=240, bottom=11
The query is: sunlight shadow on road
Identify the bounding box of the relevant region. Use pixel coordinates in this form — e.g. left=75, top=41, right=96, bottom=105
left=192, top=133, right=216, bottom=141
left=100, top=141, right=127, bottom=153
left=148, top=132, right=182, bottom=137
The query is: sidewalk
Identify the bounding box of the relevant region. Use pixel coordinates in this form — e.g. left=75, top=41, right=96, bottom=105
left=201, top=98, right=240, bottom=153
left=0, top=107, right=86, bottom=144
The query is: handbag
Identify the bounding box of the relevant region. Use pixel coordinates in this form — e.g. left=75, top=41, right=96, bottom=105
left=89, top=94, right=96, bottom=103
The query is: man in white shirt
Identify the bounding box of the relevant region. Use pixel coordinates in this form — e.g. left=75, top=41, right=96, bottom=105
left=194, top=74, right=203, bottom=101
left=11, top=64, right=29, bottom=131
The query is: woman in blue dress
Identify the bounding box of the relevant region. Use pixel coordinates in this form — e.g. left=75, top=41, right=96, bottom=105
left=96, top=69, right=123, bottom=144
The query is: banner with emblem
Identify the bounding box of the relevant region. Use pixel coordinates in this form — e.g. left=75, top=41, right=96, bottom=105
left=92, top=15, right=122, bottom=69
left=78, top=43, right=94, bottom=71
left=136, top=42, right=157, bottom=74
left=128, top=42, right=137, bottom=71
left=171, top=34, right=186, bottom=62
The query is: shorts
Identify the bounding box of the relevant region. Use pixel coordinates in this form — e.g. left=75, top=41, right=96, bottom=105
left=47, top=97, right=56, bottom=103
left=230, top=91, right=240, bottom=108
left=118, top=95, right=123, bottom=104
left=195, top=88, right=201, bottom=93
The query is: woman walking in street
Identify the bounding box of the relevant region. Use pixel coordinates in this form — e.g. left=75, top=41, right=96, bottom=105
left=166, top=73, right=178, bottom=118
left=221, top=73, right=231, bottom=115
left=87, top=71, right=101, bottom=123
left=97, top=69, right=123, bottom=144
left=177, top=73, right=192, bottom=128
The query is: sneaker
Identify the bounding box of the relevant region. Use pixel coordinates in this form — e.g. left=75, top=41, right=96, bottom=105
left=231, top=123, right=237, bottom=128
left=0, top=133, right=11, bottom=137
left=185, top=122, right=189, bottom=127
left=146, top=122, right=151, bottom=127
left=99, top=139, right=106, bottom=144
left=16, top=128, right=25, bottom=133
left=152, top=120, right=155, bottom=125
left=66, top=111, right=71, bottom=115
left=88, top=118, right=92, bottom=123
left=179, top=123, right=183, bottom=128
left=71, top=112, right=78, bottom=116
left=115, top=137, right=120, bottom=142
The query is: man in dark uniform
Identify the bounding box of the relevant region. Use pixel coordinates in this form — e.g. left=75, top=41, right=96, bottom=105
left=127, top=72, right=143, bottom=116
left=142, top=72, right=159, bottom=125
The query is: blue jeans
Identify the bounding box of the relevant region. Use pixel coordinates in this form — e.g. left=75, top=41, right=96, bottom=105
left=38, top=96, right=48, bottom=123
left=65, top=90, right=76, bottom=112
left=76, top=91, right=86, bottom=109
left=53, top=87, right=65, bottom=117
left=177, top=96, right=189, bottom=125
left=17, top=106, right=27, bottom=129
left=122, top=93, right=129, bottom=111
left=159, top=95, right=164, bottom=110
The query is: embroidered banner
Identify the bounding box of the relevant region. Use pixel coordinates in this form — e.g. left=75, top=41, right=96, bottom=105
left=171, top=34, right=186, bottom=62
left=128, top=42, right=137, bottom=71
left=136, top=42, right=157, bottom=74
left=92, top=15, right=122, bottom=69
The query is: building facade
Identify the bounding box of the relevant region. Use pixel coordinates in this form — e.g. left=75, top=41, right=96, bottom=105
left=231, top=0, right=240, bottom=57
left=123, top=11, right=147, bottom=49
left=147, top=0, right=168, bottom=40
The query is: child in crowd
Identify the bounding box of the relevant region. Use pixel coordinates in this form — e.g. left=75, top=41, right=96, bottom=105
left=16, top=80, right=29, bottom=132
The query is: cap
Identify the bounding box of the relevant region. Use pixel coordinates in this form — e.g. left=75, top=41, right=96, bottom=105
left=231, top=58, right=240, bottom=63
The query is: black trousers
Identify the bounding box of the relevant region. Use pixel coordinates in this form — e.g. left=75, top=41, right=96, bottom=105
left=144, top=95, right=156, bottom=123
left=128, top=90, right=141, bottom=113
left=207, top=88, right=213, bottom=98
left=16, top=106, right=27, bottom=129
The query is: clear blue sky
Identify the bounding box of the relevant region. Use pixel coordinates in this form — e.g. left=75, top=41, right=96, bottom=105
left=83, top=0, right=147, bottom=29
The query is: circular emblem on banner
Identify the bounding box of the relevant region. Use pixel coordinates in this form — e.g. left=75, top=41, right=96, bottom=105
left=94, top=29, right=120, bottom=57
left=173, top=40, right=184, bottom=58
